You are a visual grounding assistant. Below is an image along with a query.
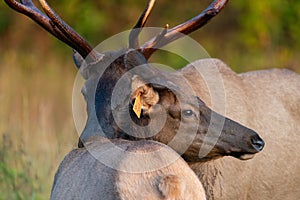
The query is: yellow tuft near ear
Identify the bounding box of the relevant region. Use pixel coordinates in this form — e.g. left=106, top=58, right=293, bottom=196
left=131, top=75, right=159, bottom=117
left=133, top=92, right=142, bottom=118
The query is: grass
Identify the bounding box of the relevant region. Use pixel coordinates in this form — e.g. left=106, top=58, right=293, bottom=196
left=0, top=46, right=78, bottom=199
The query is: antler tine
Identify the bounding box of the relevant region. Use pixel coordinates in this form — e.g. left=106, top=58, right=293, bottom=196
left=38, top=0, right=99, bottom=62
left=140, top=0, right=229, bottom=59
left=4, top=0, right=100, bottom=63
left=129, top=0, right=156, bottom=49
left=4, top=0, right=60, bottom=38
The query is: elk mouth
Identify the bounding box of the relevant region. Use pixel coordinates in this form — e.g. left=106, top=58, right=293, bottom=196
left=230, top=152, right=256, bottom=160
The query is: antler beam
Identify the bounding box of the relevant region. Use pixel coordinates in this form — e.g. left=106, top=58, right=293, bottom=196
left=140, top=0, right=229, bottom=59
left=4, top=0, right=100, bottom=63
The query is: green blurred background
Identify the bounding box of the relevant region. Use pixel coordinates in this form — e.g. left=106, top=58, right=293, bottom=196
left=0, top=0, right=299, bottom=199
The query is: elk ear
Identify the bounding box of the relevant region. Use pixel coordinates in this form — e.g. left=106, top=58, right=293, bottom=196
left=131, top=75, right=159, bottom=117
left=72, top=49, right=85, bottom=69
left=72, top=49, right=105, bottom=80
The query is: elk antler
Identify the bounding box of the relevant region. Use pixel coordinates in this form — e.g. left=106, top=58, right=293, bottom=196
left=140, top=0, right=229, bottom=59
left=4, top=0, right=101, bottom=64
left=129, top=0, right=156, bottom=49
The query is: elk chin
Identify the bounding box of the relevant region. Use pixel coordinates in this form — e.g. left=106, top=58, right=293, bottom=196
left=230, top=153, right=256, bottom=160
left=238, top=154, right=256, bottom=160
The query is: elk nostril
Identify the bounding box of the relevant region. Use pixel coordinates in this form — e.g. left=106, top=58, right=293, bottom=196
left=251, top=136, right=265, bottom=152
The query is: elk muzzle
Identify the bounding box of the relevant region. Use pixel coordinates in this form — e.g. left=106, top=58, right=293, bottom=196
left=217, top=116, right=265, bottom=160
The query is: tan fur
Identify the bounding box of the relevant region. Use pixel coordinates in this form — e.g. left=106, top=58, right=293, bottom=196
left=182, top=59, right=300, bottom=200
left=51, top=137, right=206, bottom=200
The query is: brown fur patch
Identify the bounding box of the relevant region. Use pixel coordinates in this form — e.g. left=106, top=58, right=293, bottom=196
left=158, top=175, right=185, bottom=200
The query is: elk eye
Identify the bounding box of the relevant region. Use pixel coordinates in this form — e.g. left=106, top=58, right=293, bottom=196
left=182, top=109, right=194, bottom=117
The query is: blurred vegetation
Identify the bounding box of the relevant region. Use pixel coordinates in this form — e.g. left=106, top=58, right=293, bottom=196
left=0, top=0, right=299, bottom=199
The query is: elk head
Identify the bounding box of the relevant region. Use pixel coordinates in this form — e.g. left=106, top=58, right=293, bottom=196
left=5, top=0, right=264, bottom=162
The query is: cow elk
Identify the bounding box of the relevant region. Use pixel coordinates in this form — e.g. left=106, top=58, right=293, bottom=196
left=5, top=0, right=299, bottom=200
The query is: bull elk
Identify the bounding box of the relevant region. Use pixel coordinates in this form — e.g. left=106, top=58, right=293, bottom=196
left=5, top=0, right=299, bottom=199
left=3, top=0, right=264, bottom=159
